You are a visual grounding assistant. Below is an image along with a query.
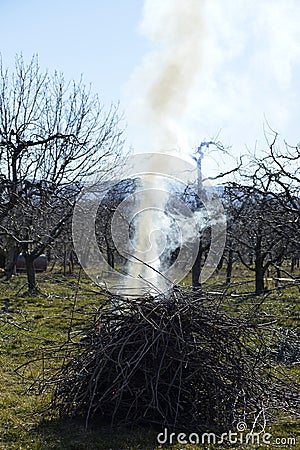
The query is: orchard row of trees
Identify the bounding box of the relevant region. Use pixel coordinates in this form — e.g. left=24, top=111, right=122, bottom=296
left=0, top=56, right=299, bottom=295
left=0, top=55, right=124, bottom=292
left=219, top=135, right=300, bottom=294
left=89, top=137, right=300, bottom=296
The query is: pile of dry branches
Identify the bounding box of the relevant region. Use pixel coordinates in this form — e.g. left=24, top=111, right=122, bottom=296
left=50, top=288, right=298, bottom=431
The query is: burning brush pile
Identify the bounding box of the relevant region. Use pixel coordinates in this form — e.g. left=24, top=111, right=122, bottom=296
left=49, top=288, right=299, bottom=432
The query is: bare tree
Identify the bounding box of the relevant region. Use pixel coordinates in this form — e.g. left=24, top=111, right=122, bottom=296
left=0, top=55, right=124, bottom=292
left=221, top=186, right=247, bottom=285
left=255, top=130, right=300, bottom=248
left=191, top=142, right=241, bottom=289
left=95, top=178, right=137, bottom=270
left=225, top=131, right=299, bottom=294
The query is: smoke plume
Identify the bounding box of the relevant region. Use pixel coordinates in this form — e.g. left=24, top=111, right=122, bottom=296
left=127, top=0, right=206, bottom=152
left=123, top=1, right=207, bottom=296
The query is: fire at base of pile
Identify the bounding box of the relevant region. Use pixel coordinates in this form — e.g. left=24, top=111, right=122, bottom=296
left=52, top=289, right=296, bottom=431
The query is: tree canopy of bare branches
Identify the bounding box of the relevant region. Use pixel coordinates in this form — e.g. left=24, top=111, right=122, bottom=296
left=0, top=54, right=124, bottom=291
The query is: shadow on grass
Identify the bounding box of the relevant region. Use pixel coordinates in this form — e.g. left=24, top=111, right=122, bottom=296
left=30, top=416, right=158, bottom=450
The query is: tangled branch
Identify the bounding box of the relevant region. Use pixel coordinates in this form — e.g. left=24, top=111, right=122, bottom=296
left=46, top=288, right=299, bottom=431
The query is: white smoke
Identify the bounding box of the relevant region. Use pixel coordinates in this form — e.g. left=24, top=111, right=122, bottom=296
left=125, top=176, right=169, bottom=296
left=122, top=0, right=223, bottom=296
left=126, top=0, right=206, bottom=153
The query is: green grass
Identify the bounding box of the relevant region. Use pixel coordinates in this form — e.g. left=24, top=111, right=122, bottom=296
left=0, top=267, right=299, bottom=449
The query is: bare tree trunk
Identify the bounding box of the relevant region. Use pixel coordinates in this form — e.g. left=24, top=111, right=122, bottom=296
left=5, top=246, right=19, bottom=280
left=291, top=257, right=295, bottom=273
left=291, top=256, right=299, bottom=272
left=217, top=255, right=224, bottom=271
left=107, top=249, right=114, bottom=269
left=105, top=235, right=115, bottom=269
left=25, top=254, right=37, bottom=293
left=192, top=243, right=202, bottom=289
left=226, top=248, right=234, bottom=285
left=63, top=246, right=67, bottom=276
left=0, top=251, right=5, bottom=269
left=255, top=256, right=265, bottom=295
left=275, top=266, right=281, bottom=288
left=69, top=250, right=74, bottom=274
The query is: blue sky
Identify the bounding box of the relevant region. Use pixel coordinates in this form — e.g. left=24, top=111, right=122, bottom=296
left=0, top=0, right=146, bottom=105
left=1, top=0, right=300, bottom=175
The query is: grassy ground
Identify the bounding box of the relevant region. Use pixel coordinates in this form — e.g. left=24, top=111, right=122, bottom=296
left=0, top=267, right=299, bottom=449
